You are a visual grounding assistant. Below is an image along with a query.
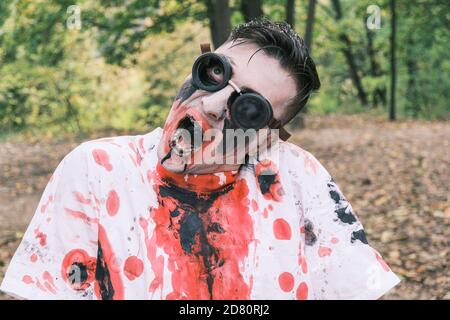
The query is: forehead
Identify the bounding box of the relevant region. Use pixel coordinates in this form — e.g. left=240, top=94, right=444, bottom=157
left=214, top=41, right=297, bottom=112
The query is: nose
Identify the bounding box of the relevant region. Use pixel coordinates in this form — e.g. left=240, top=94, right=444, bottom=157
left=200, top=87, right=233, bottom=122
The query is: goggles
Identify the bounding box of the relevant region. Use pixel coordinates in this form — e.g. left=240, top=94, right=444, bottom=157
left=190, top=43, right=291, bottom=141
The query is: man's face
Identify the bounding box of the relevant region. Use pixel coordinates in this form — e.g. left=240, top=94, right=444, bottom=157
left=157, top=41, right=297, bottom=174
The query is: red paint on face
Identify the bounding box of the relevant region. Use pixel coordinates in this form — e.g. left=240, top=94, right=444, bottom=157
left=92, top=149, right=113, bottom=172
left=374, top=250, right=391, bottom=272
left=273, top=218, right=292, bottom=240
left=318, top=246, right=332, bottom=257
left=61, top=249, right=96, bottom=290
left=94, top=224, right=125, bottom=299
left=296, top=282, right=308, bottom=300
left=278, top=272, right=295, bottom=292
left=22, top=275, right=34, bottom=284
left=34, top=229, right=47, bottom=246
left=141, top=166, right=254, bottom=300
left=124, top=256, right=144, bottom=281
left=106, top=190, right=120, bottom=216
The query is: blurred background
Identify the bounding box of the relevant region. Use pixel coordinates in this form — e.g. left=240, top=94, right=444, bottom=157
left=0, top=0, right=448, bottom=299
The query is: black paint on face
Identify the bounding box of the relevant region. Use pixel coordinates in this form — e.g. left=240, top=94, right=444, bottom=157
left=176, top=79, right=197, bottom=102
left=351, top=229, right=369, bottom=244
left=95, top=244, right=115, bottom=300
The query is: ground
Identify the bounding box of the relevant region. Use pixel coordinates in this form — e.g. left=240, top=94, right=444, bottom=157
left=0, top=115, right=449, bottom=300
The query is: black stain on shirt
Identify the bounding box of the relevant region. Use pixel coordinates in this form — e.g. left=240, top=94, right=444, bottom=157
left=95, top=244, right=115, bottom=300
left=351, top=229, right=369, bottom=244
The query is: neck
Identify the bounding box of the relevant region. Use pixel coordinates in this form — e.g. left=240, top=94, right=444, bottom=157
left=155, top=163, right=240, bottom=193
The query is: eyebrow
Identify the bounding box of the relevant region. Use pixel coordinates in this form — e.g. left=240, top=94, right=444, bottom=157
left=223, top=55, right=265, bottom=98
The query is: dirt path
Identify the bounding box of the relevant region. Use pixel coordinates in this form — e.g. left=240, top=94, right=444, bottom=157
left=1, top=115, right=449, bottom=299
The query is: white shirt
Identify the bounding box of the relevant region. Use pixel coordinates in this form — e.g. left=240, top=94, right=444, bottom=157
left=0, top=128, right=400, bottom=299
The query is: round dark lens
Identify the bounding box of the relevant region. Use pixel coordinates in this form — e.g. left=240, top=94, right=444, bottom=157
left=192, top=53, right=231, bottom=92
left=230, top=93, right=273, bottom=130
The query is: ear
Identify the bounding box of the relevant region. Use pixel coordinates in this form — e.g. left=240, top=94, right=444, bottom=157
left=200, top=43, right=211, bottom=54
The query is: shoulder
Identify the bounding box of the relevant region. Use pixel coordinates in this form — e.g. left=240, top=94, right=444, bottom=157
left=278, top=141, right=331, bottom=182
left=66, top=128, right=162, bottom=173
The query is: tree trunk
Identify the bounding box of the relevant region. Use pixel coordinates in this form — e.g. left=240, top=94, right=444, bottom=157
left=331, top=0, right=368, bottom=106
left=286, top=0, right=295, bottom=28
left=365, top=18, right=386, bottom=108
left=206, top=0, right=232, bottom=48
left=241, top=0, right=263, bottom=22
left=304, top=0, right=316, bottom=53
left=390, top=0, right=397, bottom=121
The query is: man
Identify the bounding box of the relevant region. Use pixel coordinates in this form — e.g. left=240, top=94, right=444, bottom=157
left=1, top=18, right=399, bottom=300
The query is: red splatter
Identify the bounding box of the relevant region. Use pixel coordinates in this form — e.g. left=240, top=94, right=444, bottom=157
left=92, top=149, right=113, bottom=172
left=298, top=241, right=308, bottom=273
left=30, top=253, right=38, bottom=263
left=40, top=195, right=53, bottom=213
left=74, top=191, right=92, bottom=205
left=268, top=204, right=273, bottom=211
left=262, top=208, right=268, bottom=218
left=128, top=142, right=142, bottom=167
left=22, top=275, right=34, bottom=284
left=35, top=279, right=47, bottom=292
left=296, top=282, right=308, bottom=300
left=251, top=199, right=259, bottom=212
left=61, top=249, right=97, bottom=290
left=124, top=256, right=144, bottom=281
left=141, top=166, right=254, bottom=300
left=273, top=218, right=292, bottom=240
left=106, top=190, right=120, bottom=216
left=303, top=152, right=318, bottom=175
left=374, top=250, right=391, bottom=272
left=94, top=224, right=124, bottom=299
left=34, top=229, right=47, bottom=246
left=65, top=208, right=99, bottom=225
left=138, top=137, right=146, bottom=155
left=331, top=237, right=339, bottom=244
left=318, top=246, right=332, bottom=257
left=43, top=271, right=57, bottom=294
left=278, top=272, right=295, bottom=292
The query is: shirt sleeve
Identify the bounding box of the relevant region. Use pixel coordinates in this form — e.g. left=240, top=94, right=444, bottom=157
left=0, top=143, right=100, bottom=300
left=300, top=152, right=400, bottom=300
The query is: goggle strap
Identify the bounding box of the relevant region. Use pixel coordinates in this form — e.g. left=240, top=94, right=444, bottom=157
left=200, top=43, right=211, bottom=54
left=268, top=119, right=291, bottom=141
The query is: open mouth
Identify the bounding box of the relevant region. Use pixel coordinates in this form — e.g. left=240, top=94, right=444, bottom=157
left=169, top=116, right=204, bottom=157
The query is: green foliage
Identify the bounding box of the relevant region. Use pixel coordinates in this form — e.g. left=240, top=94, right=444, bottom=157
left=0, top=0, right=448, bottom=138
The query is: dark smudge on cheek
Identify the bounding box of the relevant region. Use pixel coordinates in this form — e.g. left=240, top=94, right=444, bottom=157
left=176, top=79, right=197, bottom=102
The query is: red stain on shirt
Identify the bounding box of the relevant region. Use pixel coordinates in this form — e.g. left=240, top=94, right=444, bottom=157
left=92, top=149, right=113, bottom=172
left=34, top=229, right=47, bottom=246
left=374, top=250, right=391, bottom=272
left=273, top=219, right=292, bottom=240
left=43, top=271, right=57, bottom=294
left=124, top=256, right=144, bottom=281
left=318, top=246, right=332, bottom=257
left=278, top=272, right=295, bottom=292
left=106, top=190, right=120, bottom=216
left=296, top=282, right=308, bottom=300
left=22, top=275, right=34, bottom=284
left=140, top=165, right=254, bottom=300
left=61, top=249, right=97, bottom=291
left=74, top=191, right=92, bottom=205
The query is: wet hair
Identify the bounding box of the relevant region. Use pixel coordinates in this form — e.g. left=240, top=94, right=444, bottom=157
left=227, top=18, right=321, bottom=124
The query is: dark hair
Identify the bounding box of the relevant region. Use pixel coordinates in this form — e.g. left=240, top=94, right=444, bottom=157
left=227, top=18, right=321, bottom=124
